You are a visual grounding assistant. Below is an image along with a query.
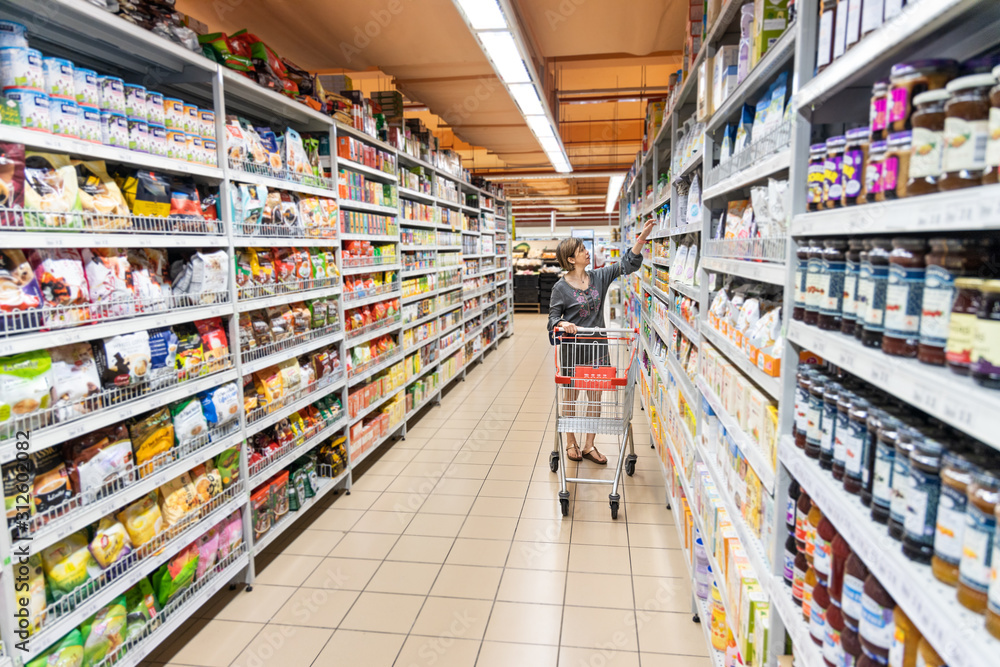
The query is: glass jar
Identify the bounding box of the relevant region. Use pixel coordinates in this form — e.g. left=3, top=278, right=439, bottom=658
left=806, top=239, right=827, bottom=325
left=861, top=238, right=893, bottom=348
left=988, top=502, right=1000, bottom=638
left=859, top=574, right=896, bottom=663
left=807, top=501, right=824, bottom=565
left=972, top=279, right=1000, bottom=388
left=939, top=73, right=996, bottom=190
left=957, top=468, right=1000, bottom=613
left=843, top=127, right=870, bottom=205
left=831, top=533, right=851, bottom=605
left=843, top=396, right=871, bottom=495
left=820, top=381, right=841, bottom=470
left=816, top=516, right=837, bottom=583
left=842, top=551, right=870, bottom=630
left=889, top=426, right=918, bottom=540
left=945, top=278, right=985, bottom=375
left=883, top=237, right=929, bottom=357
left=807, top=375, right=827, bottom=460
left=843, top=624, right=863, bottom=667
left=787, top=479, right=800, bottom=532
left=804, top=564, right=818, bottom=622
left=826, top=601, right=847, bottom=667
left=825, top=136, right=848, bottom=207
left=916, top=638, right=945, bottom=667
left=812, top=579, right=831, bottom=646
left=795, top=368, right=814, bottom=447
left=795, top=240, right=813, bottom=321
left=907, top=90, right=950, bottom=195
left=919, top=239, right=988, bottom=366
left=932, top=449, right=980, bottom=585
left=902, top=437, right=944, bottom=563
left=862, top=407, right=887, bottom=507
left=833, top=389, right=855, bottom=480
left=887, top=60, right=959, bottom=133
left=794, top=549, right=809, bottom=606
left=785, top=531, right=797, bottom=587
left=843, top=239, right=866, bottom=336
left=866, top=140, right=888, bottom=202
left=809, top=143, right=829, bottom=210
left=871, top=80, right=890, bottom=141
left=797, top=489, right=812, bottom=554
left=871, top=415, right=901, bottom=524
left=879, top=130, right=912, bottom=199
left=888, top=606, right=921, bottom=667
left=820, top=239, right=849, bottom=330
left=983, top=65, right=1000, bottom=184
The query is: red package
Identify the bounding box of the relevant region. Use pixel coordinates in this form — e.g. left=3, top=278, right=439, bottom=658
left=272, top=248, right=296, bottom=284
left=195, top=317, right=229, bottom=365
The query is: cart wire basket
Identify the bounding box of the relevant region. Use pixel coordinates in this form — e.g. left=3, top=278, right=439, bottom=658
left=549, top=326, right=639, bottom=519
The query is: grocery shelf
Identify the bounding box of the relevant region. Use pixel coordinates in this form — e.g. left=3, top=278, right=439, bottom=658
left=439, top=338, right=464, bottom=361
left=650, top=257, right=671, bottom=268
left=253, top=469, right=350, bottom=556
left=339, top=158, right=398, bottom=182
left=669, top=281, right=699, bottom=301
left=787, top=320, right=1000, bottom=449
left=229, top=169, right=337, bottom=199
left=335, top=121, right=398, bottom=154
left=406, top=388, right=441, bottom=420
left=0, top=226, right=227, bottom=249
left=701, top=256, right=786, bottom=285
left=678, top=153, right=703, bottom=180
left=769, top=577, right=826, bottom=667
left=700, top=323, right=782, bottom=400
left=398, top=216, right=440, bottom=229
left=245, top=374, right=346, bottom=439
left=232, top=235, right=340, bottom=247
left=222, top=69, right=332, bottom=131
left=345, top=319, right=403, bottom=347
left=402, top=289, right=439, bottom=304
left=237, top=283, right=342, bottom=312
left=339, top=200, right=399, bottom=215
left=403, top=310, right=441, bottom=330
left=781, top=438, right=1000, bottom=667
left=347, top=350, right=405, bottom=386
left=406, top=360, right=440, bottom=386
left=249, top=414, right=347, bottom=487
left=396, top=150, right=437, bottom=171
left=400, top=244, right=439, bottom=252
left=649, top=221, right=701, bottom=240
left=351, top=422, right=406, bottom=468
left=642, top=281, right=671, bottom=307
left=342, top=262, right=403, bottom=276
left=350, top=386, right=405, bottom=427
left=701, top=149, right=791, bottom=201
left=345, top=286, right=403, bottom=309
left=666, top=354, right=699, bottom=413
left=341, top=232, right=399, bottom=242
left=439, top=319, right=464, bottom=338
left=403, top=333, right=441, bottom=355
left=667, top=311, right=699, bottom=345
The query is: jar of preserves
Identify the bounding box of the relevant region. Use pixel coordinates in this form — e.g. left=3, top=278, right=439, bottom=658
left=932, top=449, right=981, bottom=585
left=807, top=375, right=827, bottom=459
left=843, top=128, right=871, bottom=205
left=820, top=382, right=841, bottom=470
left=866, top=140, right=888, bottom=203
left=902, top=437, right=944, bottom=563
left=843, top=239, right=866, bottom=336
left=871, top=80, right=890, bottom=141
left=794, top=240, right=813, bottom=321
left=797, top=489, right=813, bottom=554
left=983, top=65, right=1000, bottom=184
left=945, top=278, right=985, bottom=375
left=883, top=237, right=929, bottom=357
left=804, top=564, right=818, bottom=622
left=807, top=501, right=824, bottom=564
left=796, top=368, right=815, bottom=447
left=907, top=90, right=950, bottom=195
left=826, top=135, right=848, bottom=207
left=919, top=239, right=988, bottom=366
left=834, top=389, right=856, bottom=480
left=820, top=239, right=849, bottom=330
left=843, top=624, right=863, bottom=667
left=888, top=606, right=921, bottom=667
left=879, top=130, right=912, bottom=199
left=972, top=279, right=1000, bottom=388
left=861, top=238, right=893, bottom=348
left=830, top=533, right=851, bottom=604
left=794, top=548, right=809, bottom=606
left=809, top=143, right=828, bottom=209
left=785, top=531, right=797, bottom=587
left=859, top=574, right=896, bottom=663
left=807, top=239, right=828, bottom=325
left=826, top=601, right=847, bottom=667
left=887, top=60, right=959, bottom=133
left=862, top=407, right=888, bottom=507
left=871, top=415, right=901, bottom=524
left=843, top=396, right=871, bottom=495
left=939, top=73, right=996, bottom=190
left=816, top=515, right=837, bottom=583
left=889, top=426, right=919, bottom=540
left=988, top=502, right=1000, bottom=638
left=957, top=468, right=1000, bottom=612
left=788, top=479, right=801, bottom=532
left=916, top=637, right=945, bottom=667
left=812, top=579, right=831, bottom=646
left=855, top=240, right=873, bottom=340
left=842, top=551, right=870, bottom=630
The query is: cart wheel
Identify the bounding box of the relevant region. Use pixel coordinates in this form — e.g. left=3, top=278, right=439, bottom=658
left=624, top=454, right=637, bottom=477
left=549, top=451, right=559, bottom=473
left=692, top=614, right=701, bottom=624
left=610, top=501, right=619, bottom=519
left=560, top=498, right=569, bottom=516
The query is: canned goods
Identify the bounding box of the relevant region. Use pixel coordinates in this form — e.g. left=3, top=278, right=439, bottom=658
left=203, top=137, right=218, bottom=165
left=0, top=21, right=28, bottom=49
left=79, top=105, right=101, bottom=143
left=182, top=104, right=198, bottom=134
left=128, top=117, right=148, bottom=153
left=42, top=57, right=74, bottom=100
left=163, top=97, right=183, bottom=129
left=100, top=110, right=128, bottom=147
left=50, top=98, right=79, bottom=138
left=73, top=68, right=98, bottom=107
left=199, top=108, right=215, bottom=138
left=146, top=91, right=164, bottom=125
left=186, top=133, right=202, bottom=163
left=123, top=83, right=146, bottom=120
left=0, top=47, right=43, bottom=91
left=166, top=129, right=187, bottom=160
left=148, top=123, right=167, bottom=156
left=99, top=76, right=125, bottom=114
left=6, top=88, right=50, bottom=132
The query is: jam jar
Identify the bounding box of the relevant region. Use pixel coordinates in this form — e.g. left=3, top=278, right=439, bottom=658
left=809, top=143, right=828, bottom=210
left=946, top=278, right=985, bottom=375
left=819, top=239, right=848, bottom=330
left=939, top=73, right=996, bottom=191
left=866, top=140, right=888, bottom=202
left=883, top=237, right=928, bottom=357
left=862, top=407, right=888, bottom=507
left=888, top=426, right=919, bottom=540
left=972, top=279, right=1000, bottom=388
left=989, top=502, right=1000, bottom=638
left=983, top=65, right=1000, bottom=185
left=820, top=381, right=841, bottom=470
left=843, top=128, right=870, bottom=205
left=826, top=136, right=847, bottom=207
left=871, top=80, right=890, bottom=141
left=842, top=551, right=870, bottom=631
left=917, top=638, right=946, bottom=667
left=843, top=396, right=871, bottom=496
left=871, top=415, right=901, bottom=524
left=902, top=436, right=944, bottom=564
left=907, top=89, right=951, bottom=195
left=887, top=60, right=959, bottom=134
left=859, top=574, right=896, bottom=664
left=879, top=131, right=912, bottom=199
left=806, top=375, right=827, bottom=459
left=795, top=240, right=813, bottom=321
left=833, top=388, right=856, bottom=481
left=888, top=606, right=922, bottom=667
left=854, top=239, right=873, bottom=341
left=842, top=239, right=865, bottom=336
left=919, top=238, right=988, bottom=365
left=932, top=448, right=981, bottom=585
left=861, top=238, right=893, bottom=348
left=957, top=468, right=1000, bottom=613
left=795, top=367, right=815, bottom=447
left=806, top=239, right=827, bottom=326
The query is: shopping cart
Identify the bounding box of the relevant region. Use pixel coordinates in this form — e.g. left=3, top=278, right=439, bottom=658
left=549, top=326, right=639, bottom=519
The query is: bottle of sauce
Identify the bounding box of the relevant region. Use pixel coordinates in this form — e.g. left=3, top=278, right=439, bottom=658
left=862, top=408, right=887, bottom=507
left=860, top=574, right=896, bottom=664
left=883, top=237, right=928, bottom=357
left=889, top=427, right=919, bottom=540
left=843, top=239, right=866, bottom=336
left=807, top=375, right=827, bottom=460
left=916, top=637, right=946, bottom=667
left=939, top=74, right=995, bottom=191
left=804, top=564, right=818, bottom=623
left=807, top=501, right=824, bottom=565
left=871, top=416, right=901, bottom=524
left=971, top=280, right=1000, bottom=389
left=812, top=578, right=832, bottom=646
left=888, top=607, right=922, bottom=667
left=820, top=381, right=841, bottom=470
left=907, top=90, right=950, bottom=195
left=820, top=239, right=848, bottom=330
left=797, top=490, right=813, bottom=554
left=957, top=468, right=1000, bottom=613
left=945, top=278, right=984, bottom=375
left=902, top=437, right=944, bottom=564
left=815, top=515, right=837, bottom=584
left=830, top=533, right=851, bottom=605
left=794, top=548, right=809, bottom=607
left=932, top=449, right=980, bottom=585
left=983, top=64, right=1000, bottom=185
left=788, top=479, right=801, bottom=533
left=826, top=601, right=847, bottom=667
left=919, top=239, right=987, bottom=366
left=861, top=238, right=893, bottom=349
left=795, top=240, right=812, bottom=321
left=834, top=388, right=856, bottom=481
left=796, top=368, right=815, bottom=448
left=843, top=623, right=864, bottom=667
left=842, top=552, right=870, bottom=630
left=844, top=397, right=871, bottom=495
left=785, top=530, right=798, bottom=588
left=854, top=240, right=873, bottom=340
left=806, top=239, right=827, bottom=325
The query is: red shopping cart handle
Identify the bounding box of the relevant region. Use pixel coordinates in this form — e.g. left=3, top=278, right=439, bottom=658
left=555, top=375, right=629, bottom=386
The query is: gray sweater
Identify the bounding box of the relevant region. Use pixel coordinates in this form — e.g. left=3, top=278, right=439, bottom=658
left=547, top=249, right=644, bottom=332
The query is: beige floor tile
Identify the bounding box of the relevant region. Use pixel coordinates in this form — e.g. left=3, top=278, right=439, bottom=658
left=526, top=481, right=574, bottom=501
left=469, top=495, right=524, bottom=518
left=445, top=537, right=510, bottom=567
left=270, top=587, right=358, bottom=628
left=486, top=465, right=534, bottom=481
left=494, top=450, right=537, bottom=466
left=513, top=517, right=572, bottom=544
left=351, top=509, right=415, bottom=534
left=458, top=515, right=518, bottom=541
left=394, top=635, right=481, bottom=667
left=570, top=519, right=629, bottom=547
left=639, top=654, right=715, bottom=667
left=572, top=500, right=624, bottom=522
left=623, top=483, right=668, bottom=504
left=339, top=591, right=425, bottom=633
left=229, top=624, right=332, bottom=667
left=310, top=508, right=364, bottom=532
left=368, top=491, right=426, bottom=514
left=632, top=575, right=693, bottom=612
left=387, top=534, right=455, bottom=563
left=568, top=544, right=631, bottom=574
left=430, top=564, right=504, bottom=599
left=164, top=619, right=262, bottom=667
left=433, top=477, right=485, bottom=496
left=253, top=554, right=323, bottom=587
left=379, top=447, right=419, bottom=462
left=426, top=437, right=472, bottom=451
left=561, top=606, right=638, bottom=651
left=627, top=523, right=681, bottom=550
left=366, top=560, right=441, bottom=595
left=626, top=503, right=674, bottom=525
left=636, top=611, right=710, bottom=656
left=412, top=448, right=459, bottom=463
left=418, top=494, right=477, bottom=515
left=506, top=540, right=570, bottom=571
left=564, top=572, right=634, bottom=609
left=299, top=557, right=380, bottom=591
left=346, top=474, right=396, bottom=493
left=558, top=646, right=640, bottom=667
left=210, top=584, right=295, bottom=623
left=477, top=641, right=559, bottom=667
left=328, top=531, right=399, bottom=560
left=452, top=449, right=499, bottom=465
left=410, top=595, right=493, bottom=640
left=520, top=497, right=568, bottom=520
left=443, top=463, right=492, bottom=479
left=274, top=528, right=345, bottom=557
left=401, top=460, right=451, bottom=478
left=484, top=600, right=563, bottom=645
left=630, top=547, right=688, bottom=578
left=314, top=629, right=406, bottom=666
left=407, top=512, right=467, bottom=538
left=368, top=459, right=409, bottom=476
left=478, top=479, right=529, bottom=498
left=496, top=567, right=566, bottom=605
left=328, top=489, right=381, bottom=510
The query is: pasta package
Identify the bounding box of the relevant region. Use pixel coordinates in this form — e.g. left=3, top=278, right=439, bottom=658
left=88, top=516, right=133, bottom=569
left=92, top=330, right=151, bottom=389
left=128, top=408, right=175, bottom=476
left=116, top=492, right=164, bottom=547
left=81, top=596, right=127, bottom=667
left=157, top=472, right=199, bottom=526
left=41, top=530, right=99, bottom=600
left=50, top=342, right=103, bottom=422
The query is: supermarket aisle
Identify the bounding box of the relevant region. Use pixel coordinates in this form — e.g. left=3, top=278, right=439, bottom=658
left=148, top=314, right=711, bottom=667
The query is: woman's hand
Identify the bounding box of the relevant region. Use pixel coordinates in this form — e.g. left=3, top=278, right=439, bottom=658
left=637, top=218, right=656, bottom=243
left=558, top=321, right=578, bottom=335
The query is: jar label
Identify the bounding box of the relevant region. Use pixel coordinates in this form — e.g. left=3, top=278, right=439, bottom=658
left=787, top=495, right=796, bottom=528
left=889, top=455, right=911, bottom=525
left=844, top=419, right=866, bottom=477
left=833, top=1, right=848, bottom=59
left=808, top=164, right=825, bottom=204
left=918, top=265, right=955, bottom=347
left=910, top=126, right=943, bottom=179
left=862, top=0, right=886, bottom=34
left=807, top=257, right=825, bottom=311
left=784, top=551, right=795, bottom=582
left=807, top=395, right=824, bottom=445
left=842, top=574, right=864, bottom=621
left=843, top=261, right=859, bottom=318
left=987, top=107, right=1000, bottom=168
left=796, top=507, right=809, bottom=547
left=815, top=535, right=833, bottom=577
left=988, top=539, right=1000, bottom=615
left=882, top=155, right=900, bottom=194
left=793, top=563, right=806, bottom=602
left=860, top=594, right=894, bottom=649
left=795, top=266, right=807, bottom=307
left=803, top=581, right=815, bottom=619
left=821, top=404, right=837, bottom=456
left=822, top=259, right=846, bottom=315
left=944, top=312, right=977, bottom=367
left=958, top=503, right=996, bottom=592
left=834, top=412, right=850, bottom=467
left=866, top=159, right=883, bottom=196
left=826, top=155, right=845, bottom=201
left=861, top=263, right=888, bottom=331
left=888, top=626, right=906, bottom=667
left=943, top=117, right=989, bottom=172
left=884, top=0, right=904, bottom=19
left=824, top=625, right=845, bottom=667
left=871, top=98, right=887, bottom=135
left=796, top=385, right=809, bottom=433
left=934, top=483, right=968, bottom=565
left=872, top=442, right=894, bottom=509
left=904, top=466, right=940, bottom=545
left=843, top=149, right=865, bottom=197
left=971, top=318, right=1000, bottom=375
left=846, top=0, right=863, bottom=45
left=888, top=86, right=909, bottom=126
left=810, top=602, right=827, bottom=642
left=817, top=10, right=834, bottom=69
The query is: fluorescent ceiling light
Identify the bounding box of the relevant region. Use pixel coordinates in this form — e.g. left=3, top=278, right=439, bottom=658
left=479, top=31, right=531, bottom=84
left=538, top=136, right=561, bottom=153
left=509, top=83, right=544, bottom=115
left=526, top=115, right=556, bottom=139
left=454, top=0, right=506, bottom=29
left=605, top=174, right=626, bottom=213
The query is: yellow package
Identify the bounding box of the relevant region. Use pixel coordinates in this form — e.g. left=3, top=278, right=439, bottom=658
left=128, top=408, right=175, bottom=477
left=41, top=530, right=97, bottom=600
left=157, top=472, right=200, bottom=527
left=117, top=492, right=164, bottom=548
left=89, top=515, right=134, bottom=569
left=189, top=462, right=223, bottom=504
left=253, top=367, right=284, bottom=408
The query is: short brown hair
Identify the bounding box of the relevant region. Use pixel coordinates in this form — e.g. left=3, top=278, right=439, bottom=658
left=556, top=237, right=584, bottom=271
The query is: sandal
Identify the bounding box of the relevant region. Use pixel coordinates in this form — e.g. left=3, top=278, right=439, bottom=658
left=582, top=446, right=607, bottom=465
left=566, top=444, right=583, bottom=462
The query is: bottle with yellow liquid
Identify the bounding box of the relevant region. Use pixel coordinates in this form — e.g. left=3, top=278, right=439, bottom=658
left=710, top=580, right=728, bottom=652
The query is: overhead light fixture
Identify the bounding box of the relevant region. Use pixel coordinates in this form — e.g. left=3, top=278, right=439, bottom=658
left=453, top=0, right=506, bottom=29
left=605, top=174, right=626, bottom=213
left=538, top=136, right=561, bottom=153
left=508, top=83, right=544, bottom=115
left=479, top=31, right=531, bottom=84
left=526, top=115, right=555, bottom=139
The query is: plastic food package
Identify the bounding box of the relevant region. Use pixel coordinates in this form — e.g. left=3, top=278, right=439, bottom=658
left=250, top=486, right=272, bottom=541
left=114, top=168, right=171, bottom=218
left=276, top=358, right=302, bottom=394
left=215, top=509, right=243, bottom=560
left=117, top=492, right=164, bottom=548
left=129, top=408, right=175, bottom=476
left=127, top=248, right=170, bottom=313
left=31, top=446, right=73, bottom=515
left=41, top=530, right=99, bottom=600
left=24, top=152, right=83, bottom=227
left=239, top=183, right=265, bottom=234
left=123, top=579, right=160, bottom=641
left=76, top=160, right=130, bottom=228
left=25, top=628, right=83, bottom=667
left=147, top=327, right=179, bottom=390
left=151, top=542, right=198, bottom=606
left=50, top=342, right=103, bottom=421
left=88, top=516, right=133, bottom=569
left=308, top=248, right=328, bottom=280
left=266, top=306, right=292, bottom=342
left=189, top=462, right=223, bottom=504
left=0, top=249, right=43, bottom=330
left=29, top=247, right=91, bottom=324
left=64, top=424, right=133, bottom=493
left=194, top=317, right=229, bottom=370
left=183, top=250, right=228, bottom=303
left=199, top=382, right=240, bottom=426
left=92, top=330, right=152, bottom=389
left=254, top=367, right=284, bottom=407
left=214, top=448, right=240, bottom=488
left=195, top=526, right=220, bottom=579
left=22, top=554, right=46, bottom=636
left=157, top=472, right=199, bottom=526
left=249, top=310, right=272, bottom=347
left=283, top=128, right=310, bottom=175
left=170, top=397, right=208, bottom=447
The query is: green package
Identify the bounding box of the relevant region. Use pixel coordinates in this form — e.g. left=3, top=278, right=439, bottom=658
left=27, top=629, right=84, bottom=667
left=81, top=595, right=127, bottom=667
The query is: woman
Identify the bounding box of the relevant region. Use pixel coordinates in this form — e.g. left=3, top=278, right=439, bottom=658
left=547, top=219, right=655, bottom=463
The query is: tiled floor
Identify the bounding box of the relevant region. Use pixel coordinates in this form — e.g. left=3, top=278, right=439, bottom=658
left=148, top=314, right=712, bottom=667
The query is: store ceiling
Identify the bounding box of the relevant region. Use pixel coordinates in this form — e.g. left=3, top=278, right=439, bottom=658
left=177, top=0, right=683, bottom=225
